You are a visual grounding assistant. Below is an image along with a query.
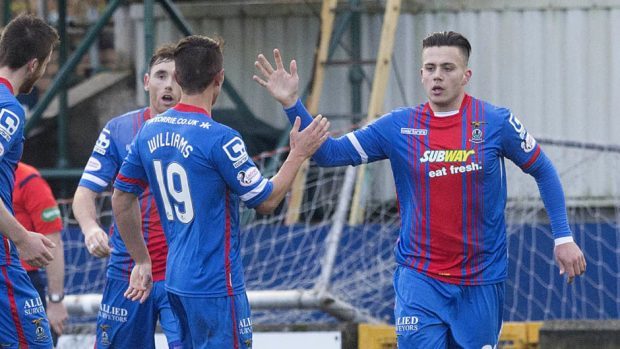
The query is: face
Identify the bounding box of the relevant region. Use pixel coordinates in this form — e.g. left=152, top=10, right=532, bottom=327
left=20, top=49, right=53, bottom=94
left=144, top=59, right=181, bottom=115
left=420, top=46, right=471, bottom=112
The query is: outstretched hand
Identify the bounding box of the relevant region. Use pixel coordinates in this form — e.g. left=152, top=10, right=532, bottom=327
left=554, top=242, right=586, bottom=284
left=289, top=114, right=329, bottom=160
left=253, top=48, right=299, bottom=108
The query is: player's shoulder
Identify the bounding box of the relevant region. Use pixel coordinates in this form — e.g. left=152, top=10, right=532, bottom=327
left=107, top=107, right=147, bottom=128
left=0, top=94, right=25, bottom=120
left=369, top=105, right=421, bottom=128
left=389, top=105, right=423, bottom=118
left=471, top=96, right=512, bottom=123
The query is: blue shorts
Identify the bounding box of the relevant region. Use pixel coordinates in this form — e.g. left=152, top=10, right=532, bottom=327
left=394, top=265, right=504, bottom=349
left=96, top=278, right=181, bottom=349
left=0, top=263, right=52, bottom=349
left=168, top=292, right=252, bottom=349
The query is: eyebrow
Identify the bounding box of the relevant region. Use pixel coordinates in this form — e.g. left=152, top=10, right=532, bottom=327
left=424, top=62, right=457, bottom=67
left=153, top=69, right=169, bottom=75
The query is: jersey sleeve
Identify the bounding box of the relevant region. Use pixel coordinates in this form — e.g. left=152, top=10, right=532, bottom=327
left=211, top=131, right=273, bottom=208
left=500, top=109, right=572, bottom=239
left=78, top=121, right=121, bottom=192
left=19, top=175, right=62, bottom=235
left=283, top=99, right=389, bottom=167
left=0, top=104, right=25, bottom=162
left=113, top=136, right=147, bottom=196
left=500, top=109, right=542, bottom=173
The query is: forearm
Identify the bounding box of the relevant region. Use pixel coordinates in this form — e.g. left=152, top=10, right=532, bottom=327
left=256, top=154, right=305, bottom=214
left=44, top=232, right=65, bottom=295
left=111, top=189, right=149, bottom=263
left=284, top=99, right=359, bottom=167
left=73, top=186, right=103, bottom=234
left=530, top=153, right=572, bottom=240
left=0, top=200, right=29, bottom=243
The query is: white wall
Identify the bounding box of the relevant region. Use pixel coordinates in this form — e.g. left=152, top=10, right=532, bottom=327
left=120, top=1, right=620, bottom=201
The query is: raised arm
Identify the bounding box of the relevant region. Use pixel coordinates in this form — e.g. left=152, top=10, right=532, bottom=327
left=254, top=49, right=380, bottom=167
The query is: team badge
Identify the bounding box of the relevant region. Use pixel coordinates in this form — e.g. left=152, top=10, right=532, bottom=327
left=100, top=324, right=111, bottom=345
left=32, top=318, right=48, bottom=342
left=470, top=121, right=486, bottom=144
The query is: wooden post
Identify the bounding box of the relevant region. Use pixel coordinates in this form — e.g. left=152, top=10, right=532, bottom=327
left=348, top=0, right=401, bottom=225
left=285, top=0, right=338, bottom=225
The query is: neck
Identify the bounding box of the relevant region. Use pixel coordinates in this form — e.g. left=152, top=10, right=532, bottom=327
left=429, top=92, right=466, bottom=113
left=0, top=67, right=25, bottom=96
left=179, top=87, right=216, bottom=115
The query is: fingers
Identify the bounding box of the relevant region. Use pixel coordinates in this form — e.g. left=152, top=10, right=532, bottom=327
left=42, top=236, right=56, bottom=249
left=290, top=59, right=297, bottom=77
left=252, top=75, right=268, bottom=87
left=274, top=48, right=284, bottom=70
left=292, top=116, right=301, bottom=132
left=124, top=286, right=144, bottom=302
left=255, top=54, right=274, bottom=77
left=86, top=231, right=111, bottom=258
left=28, top=257, right=47, bottom=268
left=139, top=286, right=152, bottom=304
left=50, top=318, right=65, bottom=335
left=580, top=254, right=587, bottom=274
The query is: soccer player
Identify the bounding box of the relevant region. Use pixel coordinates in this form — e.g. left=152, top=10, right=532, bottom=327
left=13, top=162, right=68, bottom=347
left=253, top=32, right=587, bottom=348
left=0, top=13, right=59, bottom=349
left=112, top=35, right=329, bottom=348
left=72, top=45, right=182, bottom=348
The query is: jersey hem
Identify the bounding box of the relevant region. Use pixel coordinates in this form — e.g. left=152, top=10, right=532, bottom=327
left=165, top=285, right=246, bottom=298
left=399, top=264, right=506, bottom=286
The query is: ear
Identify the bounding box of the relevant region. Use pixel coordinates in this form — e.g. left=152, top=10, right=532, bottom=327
left=28, top=58, right=39, bottom=73
left=214, top=69, right=225, bottom=87
left=462, top=68, right=472, bottom=85
left=143, top=73, right=150, bottom=92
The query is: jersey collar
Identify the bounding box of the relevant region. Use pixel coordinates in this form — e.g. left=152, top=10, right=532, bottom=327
left=427, top=94, right=471, bottom=118
left=173, top=103, right=212, bottom=118
left=143, top=107, right=152, bottom=120
left=0, top=77, right=14, bottom=95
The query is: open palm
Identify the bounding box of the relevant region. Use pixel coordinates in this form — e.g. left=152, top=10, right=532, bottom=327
left=253, top=48, right=299, bottom=107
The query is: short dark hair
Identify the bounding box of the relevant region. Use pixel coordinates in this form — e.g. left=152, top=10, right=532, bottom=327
left=0, top=14, right=59, bottom=69
left=422, top=31, right=471, bottom=63
left=148, top=43, right=176, bottom=73
left=174, top=35, right=223, bottom=95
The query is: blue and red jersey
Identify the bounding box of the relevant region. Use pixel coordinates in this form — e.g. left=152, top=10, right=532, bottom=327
left=285, top=95, right=571, bottom=285
left=114, top=103, right=273, bottom=297
left=78, top=108, right=168, bottom=282
left=0, top=78, right=25, bottom=267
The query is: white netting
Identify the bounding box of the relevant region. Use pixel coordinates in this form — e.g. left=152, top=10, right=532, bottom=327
left=60, top=140, right=620, bottom=327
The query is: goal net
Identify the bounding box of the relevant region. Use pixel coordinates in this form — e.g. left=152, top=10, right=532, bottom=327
left=59, top=138, right=620, bottom=328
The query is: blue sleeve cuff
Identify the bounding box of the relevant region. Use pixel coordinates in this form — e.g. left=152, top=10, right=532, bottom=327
left=283, top=98, right=314, bottom=129
left=244, top=180, right=274, bottom=209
